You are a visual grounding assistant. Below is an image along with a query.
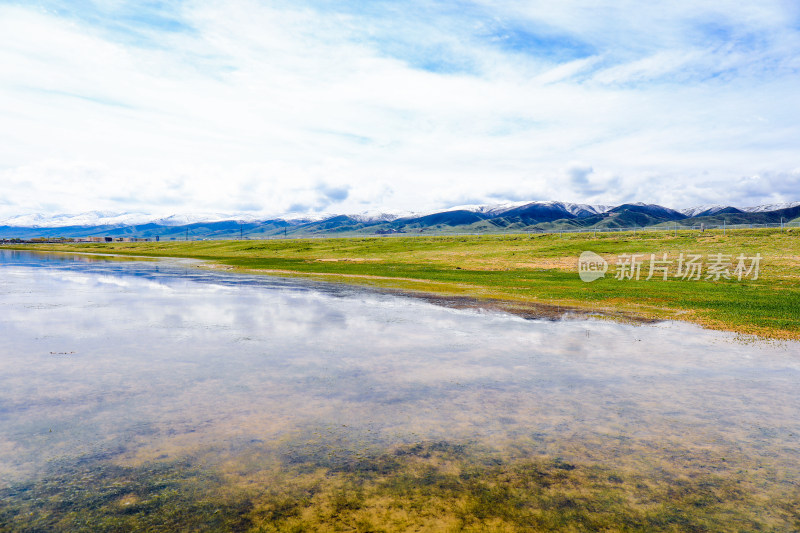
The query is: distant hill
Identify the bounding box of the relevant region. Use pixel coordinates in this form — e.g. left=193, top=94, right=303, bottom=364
left=653, top=204, right=800, bottom=228
left=1, top=201, right=797, bottom=240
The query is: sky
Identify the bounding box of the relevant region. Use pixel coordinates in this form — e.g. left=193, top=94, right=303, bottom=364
left=1, top=0, right=799, bottom=218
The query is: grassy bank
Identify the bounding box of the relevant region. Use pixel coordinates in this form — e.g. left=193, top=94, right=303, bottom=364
left=5, top=228, right=800, bottom=339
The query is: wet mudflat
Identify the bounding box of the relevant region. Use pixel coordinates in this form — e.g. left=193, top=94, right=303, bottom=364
left=0, top=250, right=799, bottom=531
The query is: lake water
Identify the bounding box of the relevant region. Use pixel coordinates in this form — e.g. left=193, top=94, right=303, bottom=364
left=1, top=249, right=799, bottom=531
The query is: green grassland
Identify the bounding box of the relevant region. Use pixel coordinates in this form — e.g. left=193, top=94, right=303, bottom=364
left=6, top=228, right=800, bottom=339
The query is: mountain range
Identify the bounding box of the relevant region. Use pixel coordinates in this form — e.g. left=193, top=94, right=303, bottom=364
left=1, top=201, right=798, bottom=240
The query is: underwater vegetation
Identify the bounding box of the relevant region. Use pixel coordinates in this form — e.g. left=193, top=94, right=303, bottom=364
left=2, top=441, right=798, bottom=532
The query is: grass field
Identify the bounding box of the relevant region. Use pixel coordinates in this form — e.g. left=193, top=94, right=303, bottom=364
left=6, top=228, right=800, bottom=340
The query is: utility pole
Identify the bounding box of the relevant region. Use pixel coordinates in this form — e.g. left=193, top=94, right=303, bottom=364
left=185, top=228, right=188, bottom=241
left=240, top=224, right=243, bottom=240
left=723, top=219, right=726, bottom=237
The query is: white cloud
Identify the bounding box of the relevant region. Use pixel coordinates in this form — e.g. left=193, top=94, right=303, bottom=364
left=0, top=0, right=798, bottom=217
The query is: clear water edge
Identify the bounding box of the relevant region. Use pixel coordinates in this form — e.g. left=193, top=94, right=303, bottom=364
left=1, top=250, right=799, bottom=530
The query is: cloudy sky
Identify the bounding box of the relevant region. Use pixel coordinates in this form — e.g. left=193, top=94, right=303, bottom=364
left=1, top=0, right=799, bottom=218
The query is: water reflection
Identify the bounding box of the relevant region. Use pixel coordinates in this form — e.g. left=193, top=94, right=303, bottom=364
left=1, top=250, right=799, bottom=529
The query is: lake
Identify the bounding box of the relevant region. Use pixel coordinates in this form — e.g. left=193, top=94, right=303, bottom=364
left=1, top=249, right=799, bottom=531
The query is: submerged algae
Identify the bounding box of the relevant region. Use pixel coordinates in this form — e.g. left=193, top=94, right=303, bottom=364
left=2, top=440, right=798, bottom=532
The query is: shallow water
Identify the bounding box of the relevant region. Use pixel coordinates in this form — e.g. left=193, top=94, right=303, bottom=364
left=1, top=249, right=799, bottom=531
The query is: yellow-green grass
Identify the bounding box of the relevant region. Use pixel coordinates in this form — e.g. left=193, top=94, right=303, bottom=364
left=5, top=228, right=800, bottom=340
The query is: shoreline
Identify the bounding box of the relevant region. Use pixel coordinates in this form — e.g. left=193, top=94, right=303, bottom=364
left=3, top=234, right=798, bottom=341
left=198, top=261, right=660, bottom=325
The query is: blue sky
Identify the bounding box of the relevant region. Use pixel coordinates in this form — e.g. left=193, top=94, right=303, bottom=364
left=0, top=0, right=799, bottom=217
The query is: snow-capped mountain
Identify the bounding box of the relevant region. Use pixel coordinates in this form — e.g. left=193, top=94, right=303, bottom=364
left=436, top=201, right=612, bottom=219
left=681, top=205, right=731, bottom=217
left=1, top=200, right=797, bottom=234
left=348, top=209, right=416, bottom=223
left=465, top=201, right=532, bottom=216
left=680, top=202, right=800, bottom=216
left=0, top=211, right=154, bottom=228
left=150, top=213, right=263, bottom=226
left=559, top=202, right=613, bottom=217
left=0, top=211, right=268, bottom=228
left=741, top=202, right=800, bottom=213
